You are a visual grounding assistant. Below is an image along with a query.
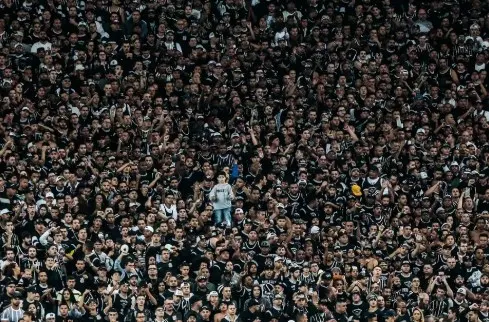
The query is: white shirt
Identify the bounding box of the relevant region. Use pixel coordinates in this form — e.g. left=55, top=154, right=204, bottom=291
left=30, top=41, right=52, bottom=53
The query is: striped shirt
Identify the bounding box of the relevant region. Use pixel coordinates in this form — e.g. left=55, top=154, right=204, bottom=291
left=0, top=306, right=24, bottom=322
left=215, top=153, right=234, bottom=168
left=366, top=276, right=388, bottom=293
left=1, top=233, right=20, bottom=251
left=429, top=298, right=451, bottom=317
left=310, top=311, right=334, bottom=322
left=453, top=45, right=473, bottom=58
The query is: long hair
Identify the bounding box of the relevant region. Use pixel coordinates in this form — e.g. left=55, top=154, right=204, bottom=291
left=59, top=288, right=77, bottom=304
left=412, top=307, right=425, bottom=322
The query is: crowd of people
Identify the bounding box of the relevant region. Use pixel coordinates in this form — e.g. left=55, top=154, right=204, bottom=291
left=0, top=0, right=488, bottom=321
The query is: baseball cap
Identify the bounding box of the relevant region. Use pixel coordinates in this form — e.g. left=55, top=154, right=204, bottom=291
left=352, top=184, right=362, bottom=197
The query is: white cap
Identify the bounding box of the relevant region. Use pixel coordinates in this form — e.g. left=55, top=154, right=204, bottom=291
left=45, top=192, right=54, bottom=198
left=266, top=232, right=276, bottom=240
left=310, top=226, right=320, bottom=234
left=145, top=226, right=154, bottom=233
left=457, top=288, right=467, bottom=295
left=164, top=244, right=173, bottom=251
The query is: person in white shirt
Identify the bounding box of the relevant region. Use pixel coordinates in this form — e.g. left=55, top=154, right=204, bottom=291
left=0, top=292, right=24, bottom=322
left=30, top=31, right=52, bottom=54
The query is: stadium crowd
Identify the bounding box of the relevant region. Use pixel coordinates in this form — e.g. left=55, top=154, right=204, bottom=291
left=0, top=0, right=489, bottom=321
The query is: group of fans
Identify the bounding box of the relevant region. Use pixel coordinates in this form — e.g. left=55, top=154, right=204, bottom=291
left=0, top=0, right=489, bottom=321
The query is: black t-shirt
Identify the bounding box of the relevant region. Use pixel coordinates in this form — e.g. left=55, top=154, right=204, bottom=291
left=82, top=312, right=104, bottom=321
left=56, top=317, right=79, bottom=322
left=348, top=301, right=367, bottom=321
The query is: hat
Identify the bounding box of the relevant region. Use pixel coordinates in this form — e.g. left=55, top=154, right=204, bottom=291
left=0, top=209, right=11, bottom=215
left=266, top=233, right=277, bottom=241
left=45, top=313, right=55, bottom=319
left=249, top=299, right=261, bottom=307
left=310, top=226, right=320, bottom=234
left=319, top=298, right=329, bottom=305
left=261, top=241, right=270, bottom=248
left=144, top=226, right=154, bottom=233
left=457, top=288, right=467, bottom=295
left=45, top=192, right=54, bottom=198
left=6, top=183, right=18, bottom=189
left=352, top=184, right=362, bottom=197
left=416, top=128, right=425, bottom=134
left=274, top=257, right=284, bottom=262
left=450, top=161, right=459, bottom=167
left=209, top=291, right=218, bottom=297
left=235, top=208, right=244, bottom=214
left=11, top=291, right=22, bottom=298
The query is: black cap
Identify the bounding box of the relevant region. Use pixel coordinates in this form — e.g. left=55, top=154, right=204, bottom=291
left=12, top=291, right=22, bottom=298
left=6, top=182, right=18, bottom=189
left=26, top=286, right=38, bottom=293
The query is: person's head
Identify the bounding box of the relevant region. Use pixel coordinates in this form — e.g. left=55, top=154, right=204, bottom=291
left=217, top=171, right=227, bottom=184
left=135, top=311, right=146, bottom=322
left=11, top=292, right=21, bottom=307
left=412, top=308, right=424, bottom=321
left=336, top=300, right=347, bottom=313
left=107, top=309, right=119, bottom=322
left=22, top=312, right=35, bottom=322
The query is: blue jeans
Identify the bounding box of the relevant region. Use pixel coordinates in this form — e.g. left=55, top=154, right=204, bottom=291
left=214, top=208, right=232, bottom=227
